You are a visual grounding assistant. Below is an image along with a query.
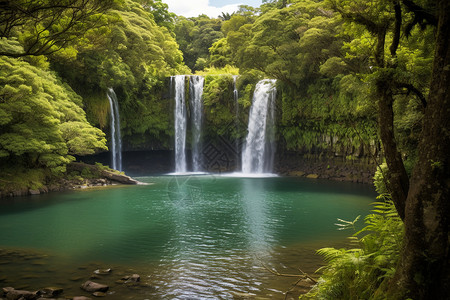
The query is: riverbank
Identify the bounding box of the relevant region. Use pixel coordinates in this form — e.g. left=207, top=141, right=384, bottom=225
left=0, top=162, right=139, bottom=198
left=276, top=153, right=377, bottom=184
left=0, top=245, right=321, bottom=300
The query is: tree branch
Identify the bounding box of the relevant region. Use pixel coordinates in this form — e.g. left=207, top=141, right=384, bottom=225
left=0, top=0, right=114, bottom=57
left=397, top=83, right=427, bottom=108
left=328, top=1, right=383, bottom=35
left=402, top=0, right=438, bottom=35
left=390, top=0, right=402, bottom=58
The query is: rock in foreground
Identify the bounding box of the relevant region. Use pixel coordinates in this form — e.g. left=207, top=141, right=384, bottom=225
left=80, top=281, right=109, bottom=293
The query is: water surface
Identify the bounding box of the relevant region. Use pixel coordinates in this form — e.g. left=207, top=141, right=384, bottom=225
left=0, top=176, right=375, bottom=299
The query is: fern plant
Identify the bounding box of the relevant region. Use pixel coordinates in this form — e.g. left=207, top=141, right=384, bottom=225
left=301, top=195, right=404, bottom=300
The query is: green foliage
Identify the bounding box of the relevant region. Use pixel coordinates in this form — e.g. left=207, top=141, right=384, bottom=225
left=50, top=0, right=187, bottom=148
left=322, top=0, right=433, bottom=164
left=174, top=15, right=223, bottom=71
left=139, top=0, right=176, bottom=30
left=195, top=65, right=239, bottom=76
left=213, top=0, right=382, bottom=158
left=278, top=76, right=378, bottom=157
left=0, top=56, right=107, bottom=174
left=302, top=197, right=404, bottom=299
left=373, top=163, right=389, bottom=195
left=0, top=0, right=119, bottom=57
left=198, top=73, right=259, bottom=143
left=209, top=38, right=232, bottom=68
left=202, top=75, right=236, bottom=137
left=335, top=216, right=360, bottom=231
left=231, top=1, right=343, bottom=88
left=0, top=166, right=47, bottom=192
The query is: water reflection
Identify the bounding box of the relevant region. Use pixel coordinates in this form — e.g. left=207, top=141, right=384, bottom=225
left=240, top=178, right=273, bottom=255
left=155, top=176, right=277, bottom=298
left=0, top=176, right=374, bottom=299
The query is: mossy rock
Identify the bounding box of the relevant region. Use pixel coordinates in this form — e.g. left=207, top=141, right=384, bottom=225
left=306, top=174, right=319, bottom=179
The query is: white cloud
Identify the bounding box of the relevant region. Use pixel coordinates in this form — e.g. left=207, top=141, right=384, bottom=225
left=164, top=0, right=242, bottom=18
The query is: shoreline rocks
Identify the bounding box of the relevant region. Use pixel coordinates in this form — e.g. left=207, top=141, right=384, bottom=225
left=2, top=287, right=38, bottom=299
left=1, top=270, right=145, bottom=300
left=0, top=162, right=140, bottom=198
left=276, top=153, right=376, bottom=184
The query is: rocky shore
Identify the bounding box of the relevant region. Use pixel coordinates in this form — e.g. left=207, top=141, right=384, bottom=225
left=276, top=153, right=377, bottom=184
left=0, top=248, right=155, bottom=300
left=1, top=271, right=149, bottom=300
left=0, top=162, right=140, bottom=198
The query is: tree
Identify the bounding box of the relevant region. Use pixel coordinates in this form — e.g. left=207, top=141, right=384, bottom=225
left=234, top=1, right=342, bottom=88
left=50, top=0, right=187, bottom=148
left=396, top=1, right=449, bottom=298
left=261, top=0, right=290, bottom=11
left=137, top=0, right=176, bottom=30
left=174, top=15, right=223, bottom=71
left=0, top=0, right=118, bottom=57
left=0, top=56, right=107, bottom=173
left=327, top=0, right=449, bottom=298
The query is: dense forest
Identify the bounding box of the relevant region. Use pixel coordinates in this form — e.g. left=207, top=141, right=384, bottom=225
left=0, top=0, right=448, bottom=299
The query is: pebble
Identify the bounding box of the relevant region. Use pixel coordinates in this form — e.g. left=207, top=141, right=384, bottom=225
left=93, top=268, right=112, bottom=275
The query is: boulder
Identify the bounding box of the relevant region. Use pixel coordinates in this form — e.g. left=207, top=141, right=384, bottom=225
left=28, top=189, right=40, bottom=195
left=101, top=171, right=139, bottom=185
left=4, top=288, right=38, bottom=300
left=80, top=282, right=108, bottom=293
left=306, top=174, right=319, bottom=179
left=288, top=171, right=305, bottom=177
left=12, top=189, right=28, bottom=197
left=92, top=292, right=106, bottom=297
left=123, top=274, right=140, bottom=283
left=68, top=162, right=139, bottom=185
left=2, top=287, right=14, bottom=294
left=38, top=287, right=63, bottom=298
left=73, top=297, right=92, bottom=300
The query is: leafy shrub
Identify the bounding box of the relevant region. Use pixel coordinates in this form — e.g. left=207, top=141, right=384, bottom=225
left=301, top=196, right=403, bottom=299
left=373, top=163, right=389, bottom=194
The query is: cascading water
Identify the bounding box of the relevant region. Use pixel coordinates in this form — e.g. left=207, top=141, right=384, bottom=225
left=107, top=88, right=122, bottom=171
left=173, top=75, right=187, bottom=173
left=233, top=75, right=240, bottom=171
left=241, top=79, right=277, bottom=174
left=189, top=75, right=205, bottom=172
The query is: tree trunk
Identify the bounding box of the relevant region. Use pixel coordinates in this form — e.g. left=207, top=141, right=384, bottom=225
left=377, top=80, right=410, bottom=221
left=390, top=1, right=450, bottom=298
left=375, top=25, right=409, bottom=221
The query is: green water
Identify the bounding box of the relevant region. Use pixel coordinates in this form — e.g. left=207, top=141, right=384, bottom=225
left=0, top=176, right=375, bottom=299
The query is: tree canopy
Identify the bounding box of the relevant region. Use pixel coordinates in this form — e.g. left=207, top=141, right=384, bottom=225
left=0, top=0, right=118, bottom=57
left=0, top=55, right=107, bottom=173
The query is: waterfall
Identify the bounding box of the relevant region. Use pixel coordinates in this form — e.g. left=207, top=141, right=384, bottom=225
left=241, top=79, right=277, bottom=174
left=233, top=75, right=240, bottom=171
left=107, top=88, right=122, bottom=171
left=173, top=75, right=187, bottom=173
left=189, top=75, right=205, bottom=172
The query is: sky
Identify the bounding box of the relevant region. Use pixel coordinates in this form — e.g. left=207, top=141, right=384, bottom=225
left=163, top=0, right=263, bottom=18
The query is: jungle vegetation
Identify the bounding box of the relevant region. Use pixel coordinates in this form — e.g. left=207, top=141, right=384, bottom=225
left=0, top=0, right=448, bottom=299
